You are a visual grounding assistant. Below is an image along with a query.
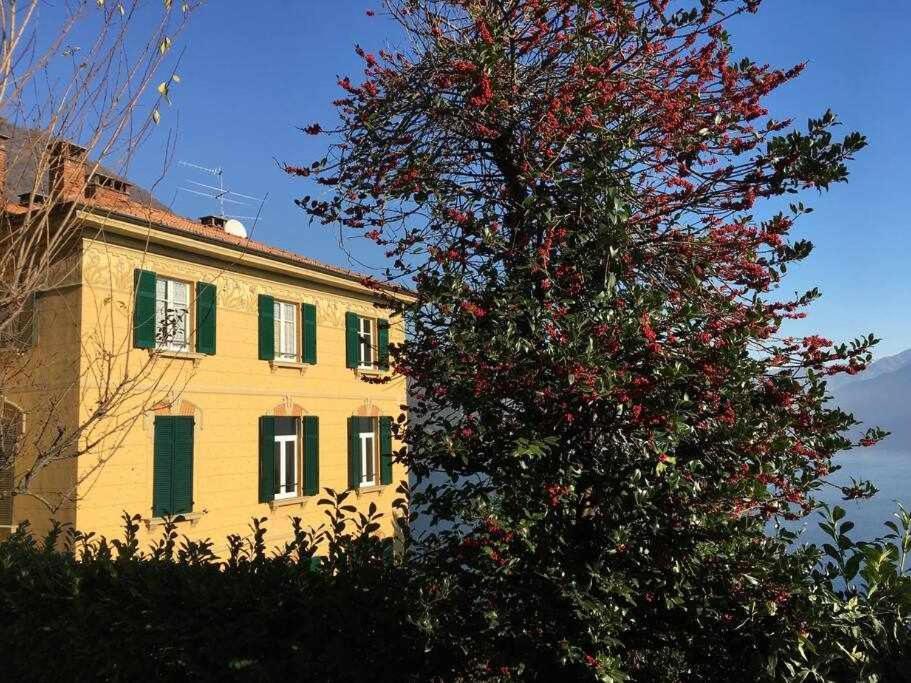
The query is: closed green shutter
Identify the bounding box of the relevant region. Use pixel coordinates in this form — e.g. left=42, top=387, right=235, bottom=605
left=259, top=416, right=276, bottom=503
left=0, top=412, right=20, bottom=531
left=152, top=416, right=193, bottom=517
left=133, top=269, right=157, bottom=349
left=171, top=417, right=194, bottom=514
left=380, top=416, right=393, bottom=485
left=347, top=417, right=361, bottom=489
left=345, top=312, right=359, bottom=368
left=377, top=319, right=390, bottom=370
left=303, top=416, right=319, bottom=496
left=258, top=295, right=275, bottom=360
left=195, top=282, right=217, bottom=355
left=302, top=303, right=317, bottom=365
left=152, top=417, right=174, bottom=517
left=0, top=467, right=13, bottom=530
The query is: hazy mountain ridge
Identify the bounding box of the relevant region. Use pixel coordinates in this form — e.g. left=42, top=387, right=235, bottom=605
left=829, top=348, right=911, bottom=449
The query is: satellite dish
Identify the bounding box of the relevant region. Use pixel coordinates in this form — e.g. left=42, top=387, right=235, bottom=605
left=223, top=218, right=248, bottom=238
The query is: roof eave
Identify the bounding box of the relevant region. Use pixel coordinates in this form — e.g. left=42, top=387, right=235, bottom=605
left=76, top=206, right=417, bottom=304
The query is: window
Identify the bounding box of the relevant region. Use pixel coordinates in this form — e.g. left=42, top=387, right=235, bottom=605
left=346, top=312, right=389, bottom=370
left=358, top=317, right=374, bottom=368
left=273, top=419, right=298, bottom=500
left=273, top=301, right=298, bottom=361
left=347, top=416, right=393, bottom=490
left=152, top=416, right=194, bottom=517
left=135, top=271, right=216, bottom=354
left=155, top=277, right=190, bottom=352
left=359, top=428, right=376, bottom=487
left=259, top=416, right=319, bottom=503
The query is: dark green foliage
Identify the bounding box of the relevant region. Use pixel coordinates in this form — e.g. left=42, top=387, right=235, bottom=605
left=0, top=490, right=435, bottom=682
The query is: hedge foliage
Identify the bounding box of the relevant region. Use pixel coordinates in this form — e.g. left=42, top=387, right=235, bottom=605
left=0, top=490, right=435, bottom=682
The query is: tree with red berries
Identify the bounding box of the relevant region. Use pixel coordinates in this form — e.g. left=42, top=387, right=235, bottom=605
left=294, top=1, right=908, bottom=679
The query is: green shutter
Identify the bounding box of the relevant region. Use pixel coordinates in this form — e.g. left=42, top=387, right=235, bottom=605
left=302, top=303, right=317, bottom=365
left=152, top=417, right=173, bottom=517
left=303, top=416, right=319, bottom=496
left=347, top=417, right=361, bottom=489
left=133, top=269, right=157, bottom=349
left=380, top=416, right=393, bottom=485
left=171, top=417, right=194, bottom=514
left=0, top=467, right=13, bottom=529
left=153, top=416, right=194, bottom=517
left=377, top=319, right=390, bottom=370
left=259, top=417, right=276, bottom=503
left=195, top=282, right=217, bottom=355
left=345, top=312, right=359, bottom=368
left=258, top=295, right=275, bottom=361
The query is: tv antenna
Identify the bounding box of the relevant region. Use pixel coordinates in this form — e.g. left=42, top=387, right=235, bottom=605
left=178, top=160, right=266, bottom=223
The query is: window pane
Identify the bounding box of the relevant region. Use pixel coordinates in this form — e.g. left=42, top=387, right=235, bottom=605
left=363, top=435, right=374, bottom=482
left=284, top=320, right=295, bottom=355
left=155, top=299, right=166, bottom=340
left=285, top=440, right=296, bottom=493
left=173, top=307, right=188, bottom=348
left=273, top=442, right=282, bottom=495
left=173, top=281, right=189, bottom=305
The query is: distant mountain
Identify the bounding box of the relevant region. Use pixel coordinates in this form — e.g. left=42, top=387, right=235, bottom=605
left=827, top=347, right=911, bottom=390
left=829, top=348, right=911, bottom=450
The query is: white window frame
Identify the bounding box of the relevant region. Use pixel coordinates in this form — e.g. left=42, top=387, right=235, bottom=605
left=274, top=301, right=298, bottom=362
left=155, top=277, right=190, bottom=352
left=358, top=317, right=374, bottom=368
left=274, top=433, right=298, bottom=500
left=359, top=429, right=376, bottom=488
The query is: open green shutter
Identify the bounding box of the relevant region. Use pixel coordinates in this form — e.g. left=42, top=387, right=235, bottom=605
left=171, top=417, right=194, bottom=514
left=380, top=416, right=393, bottom=485
left=303, top=416, right=319, bottom=496
left=133, top=269, right=157, bottom=349
left=152, top=417, right=174, bottom=517
left=345, top=312, right=359, bottom=368
left=259, top=416, right=276, bottom=503
left=258, top=295, right=275, bottom=360
left=196, top=282, right=217, bottom=355
left=302, top=303, right=317, bottom=364
left=347, top=417, right=361, bottom=489
left=377, top=319, right=390, bottom=370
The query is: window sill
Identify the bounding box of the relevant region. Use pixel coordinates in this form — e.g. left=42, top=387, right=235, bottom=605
left=269, top=359, right=310, bottom=374
left=144, top=511, right=206, bottom=527
left=355, top=367, right=389, bottom=378
left=355, top=485, right=387, bottom=496
left=153, top=349, right=206, bottom=366
left=269, top=495, right=314, bottom=510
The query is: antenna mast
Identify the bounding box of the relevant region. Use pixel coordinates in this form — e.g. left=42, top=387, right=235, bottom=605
left=178, top=161, right=266, bottom=223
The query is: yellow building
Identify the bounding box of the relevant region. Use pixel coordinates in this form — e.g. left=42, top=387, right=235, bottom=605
left=0, top=139, right=410, bottom=552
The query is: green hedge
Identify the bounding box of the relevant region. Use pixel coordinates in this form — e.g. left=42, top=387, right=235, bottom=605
left=0, top=493, right=433, bottom=682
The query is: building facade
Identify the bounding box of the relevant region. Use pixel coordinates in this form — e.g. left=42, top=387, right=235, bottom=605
left=0, top=142, right=409, bottom=552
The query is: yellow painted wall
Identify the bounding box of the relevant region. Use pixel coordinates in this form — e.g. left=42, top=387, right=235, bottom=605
left=70, top=229, right=408, bottom=557
left=2, top=250, right=83, bottom=537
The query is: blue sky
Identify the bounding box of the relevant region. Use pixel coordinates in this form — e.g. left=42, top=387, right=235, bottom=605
left=121, top=1, right=907, bottom=356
